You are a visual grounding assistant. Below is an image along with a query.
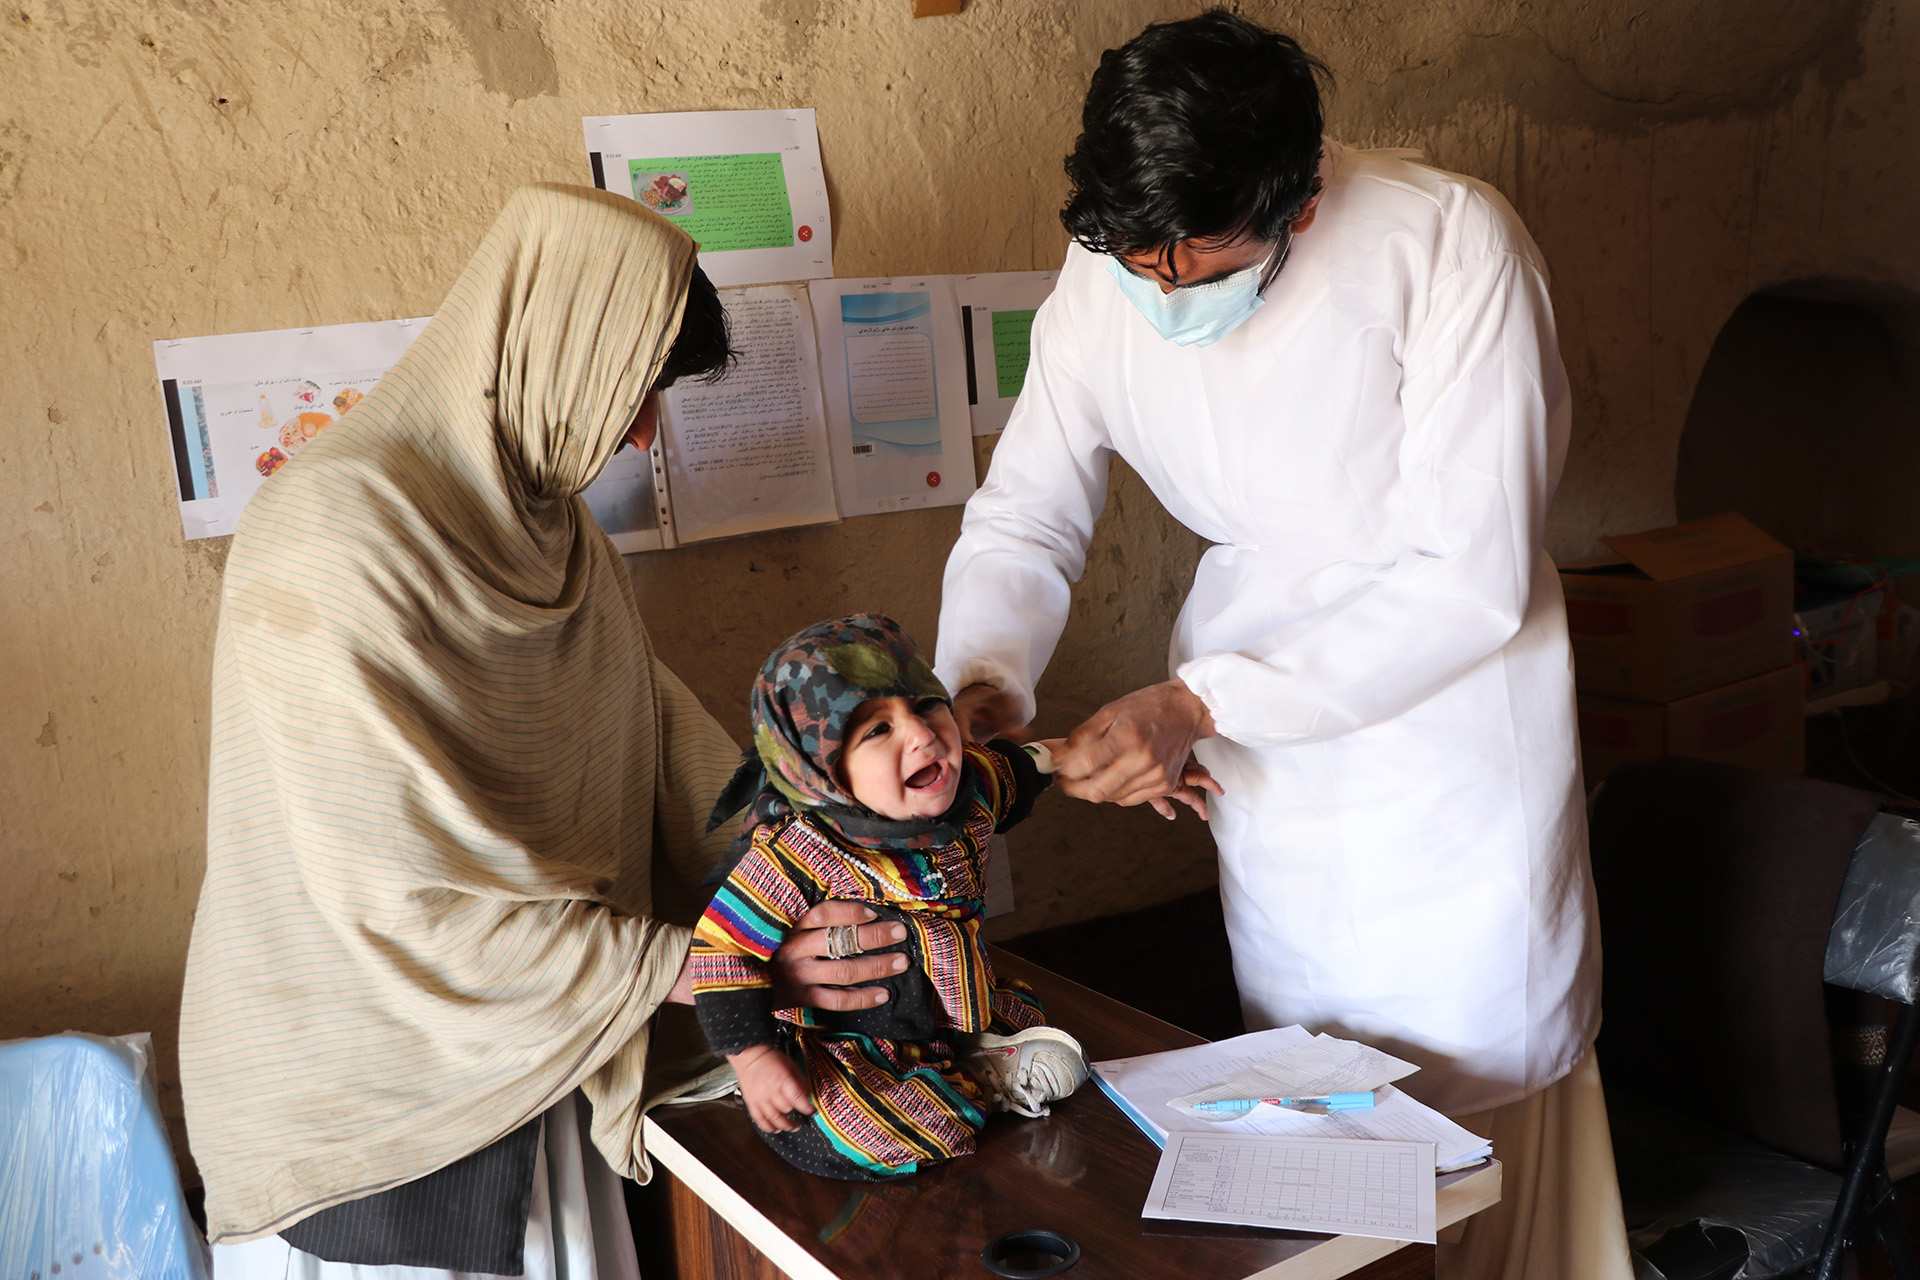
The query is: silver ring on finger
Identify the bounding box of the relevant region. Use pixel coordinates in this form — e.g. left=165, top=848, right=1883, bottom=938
left=824, top=923, right=862, bottom=961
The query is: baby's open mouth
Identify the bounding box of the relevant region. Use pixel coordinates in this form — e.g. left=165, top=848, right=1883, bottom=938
left=905, top=761, right=945, bottom=790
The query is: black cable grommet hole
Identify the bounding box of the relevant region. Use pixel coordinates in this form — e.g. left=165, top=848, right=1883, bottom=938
left=980, top=1228, right=1081, bottom=1277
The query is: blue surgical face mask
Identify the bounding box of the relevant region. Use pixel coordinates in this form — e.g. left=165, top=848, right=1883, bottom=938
left=1103, top=243, right=1280, bottom=347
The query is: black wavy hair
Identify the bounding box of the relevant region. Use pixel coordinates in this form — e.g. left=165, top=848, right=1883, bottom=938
left=1062, top=10, right=1329, bottom=260
left=656, top=264, right=736, bottom=389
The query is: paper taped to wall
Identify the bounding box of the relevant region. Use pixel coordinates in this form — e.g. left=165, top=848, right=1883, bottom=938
left=154, top=319, right=428, bottom=541
left=156, top=319, right=685, bottom=549
left=809, top=275, right=976, bottom=514
left=955, top=270, right=1056, bottom=435
left=650, top=282, right=839, bottom=545
left=583, top=109, right=833, bottom=288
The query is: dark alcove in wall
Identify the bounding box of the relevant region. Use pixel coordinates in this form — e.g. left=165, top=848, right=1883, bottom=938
left=1678, top=285, right=1920, bottom=810
left=1676, top=285, right=1920, bottom=557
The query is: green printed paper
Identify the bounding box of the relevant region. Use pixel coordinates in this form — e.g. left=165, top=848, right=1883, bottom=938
left=990, top=309, right=1038, bottom=400
left=627, top=153, right=794, bottom=253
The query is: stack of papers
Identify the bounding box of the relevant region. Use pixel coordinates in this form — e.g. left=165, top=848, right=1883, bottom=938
left=1093, top=1025, right=1492, bottom=1172
left=1167, top=1034, right=1418, bottom=1117
left=1093, top=1026, right=1493, bottom=1244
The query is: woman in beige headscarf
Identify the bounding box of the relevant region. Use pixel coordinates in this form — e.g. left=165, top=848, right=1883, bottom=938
left=180, top=184, right=900, bottom=1280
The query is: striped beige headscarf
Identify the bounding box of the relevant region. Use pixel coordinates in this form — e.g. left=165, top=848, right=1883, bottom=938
left=179, top=184, right=740, bottom=1244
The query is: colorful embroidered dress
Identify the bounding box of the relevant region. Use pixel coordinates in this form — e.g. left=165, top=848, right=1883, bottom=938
left=690, top=613, right=1049, bottom=1179
left=692, top=741, right=1045, bottom=1176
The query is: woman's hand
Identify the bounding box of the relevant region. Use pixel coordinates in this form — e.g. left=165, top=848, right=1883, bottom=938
left=769, top=901, right=908, bottom=1011
left=730, top=1043, right=813, bottom=1132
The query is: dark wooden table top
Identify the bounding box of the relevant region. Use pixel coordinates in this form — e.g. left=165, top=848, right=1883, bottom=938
left=643, top=947, right=1495, bottom=1280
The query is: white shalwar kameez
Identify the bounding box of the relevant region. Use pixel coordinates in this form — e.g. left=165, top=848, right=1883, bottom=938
left=935, top=143, right=1627, bottom=1279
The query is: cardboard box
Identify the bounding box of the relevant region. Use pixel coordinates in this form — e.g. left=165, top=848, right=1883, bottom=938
left=1577, top=664, right=1805, bottom=785
left=1560, top=512, right=1794, bottom=700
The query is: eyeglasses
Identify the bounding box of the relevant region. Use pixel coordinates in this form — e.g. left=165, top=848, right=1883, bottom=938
left=1256, top=230, right=1293, bottom=296
left=1116, top=177, right=1320, bottom=294
left=1119, top=234, right=1287, bottom=292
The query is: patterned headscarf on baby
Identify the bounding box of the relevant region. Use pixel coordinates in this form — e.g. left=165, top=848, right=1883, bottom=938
left=705, top=613, right=976, bottom=871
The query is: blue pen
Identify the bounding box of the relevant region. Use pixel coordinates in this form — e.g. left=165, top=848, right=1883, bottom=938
left=1191, top=1092, right=1376, bottom=1115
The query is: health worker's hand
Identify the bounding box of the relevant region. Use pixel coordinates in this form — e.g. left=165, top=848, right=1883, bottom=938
left=1153, top=761, right=1225, bottom=822
left=729, top=1043, right=813, bottom=1132
left=952, top=682, right=1029, bottom=745
left=1052, top=679, right=1225, bottom=820
left=769, top=901, right=908, bottom=1011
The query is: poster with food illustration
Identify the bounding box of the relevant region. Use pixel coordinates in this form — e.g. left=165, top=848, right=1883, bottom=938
left=155, top=317, right=683, bottom=548
left=155, top=318, right=428, bottom=539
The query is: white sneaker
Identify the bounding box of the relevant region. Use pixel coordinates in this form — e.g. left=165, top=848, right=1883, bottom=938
left=964, top=1027, right=1090, bottom=1118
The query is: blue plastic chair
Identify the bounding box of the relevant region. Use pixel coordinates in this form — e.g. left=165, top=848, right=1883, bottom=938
left=0, top=1033, right=208, bottom=1280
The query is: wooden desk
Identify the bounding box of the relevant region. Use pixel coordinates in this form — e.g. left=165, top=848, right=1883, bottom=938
left=642, top=948, right=1499, bottom=1280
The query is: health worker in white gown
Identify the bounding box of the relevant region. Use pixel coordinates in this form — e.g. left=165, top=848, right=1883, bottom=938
left=933, top=15, right=1629, bottom=1280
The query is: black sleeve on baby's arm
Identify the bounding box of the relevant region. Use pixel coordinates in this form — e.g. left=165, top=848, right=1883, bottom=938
left=985, top=738, right=1052, bottom=834
left=694, top=986, right=779, bottom=1059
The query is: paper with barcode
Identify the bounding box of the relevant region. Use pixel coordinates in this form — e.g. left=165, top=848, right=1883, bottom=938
left=1144, top=1132, right=1437, bottom=1243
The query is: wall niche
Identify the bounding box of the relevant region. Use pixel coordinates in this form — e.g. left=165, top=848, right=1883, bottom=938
left=1676, top=284, right=1920, bottom=558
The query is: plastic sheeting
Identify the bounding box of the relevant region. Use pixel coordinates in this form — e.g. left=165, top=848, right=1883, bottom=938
left=1824, top=812, right=1920, bottom=1003
left=0, top=1032, right=208, bottom=1280
left=1611, top=1091, right=1840, bottom=1280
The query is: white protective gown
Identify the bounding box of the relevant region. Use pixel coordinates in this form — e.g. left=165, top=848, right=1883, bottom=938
left=935, top=142, right=1601, bottom=1116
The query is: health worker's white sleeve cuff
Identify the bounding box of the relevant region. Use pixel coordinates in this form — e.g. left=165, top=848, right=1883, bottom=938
left=932, top=656, right=1037, bottom=728
left=1176, top=652, right=1326, bottom=750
